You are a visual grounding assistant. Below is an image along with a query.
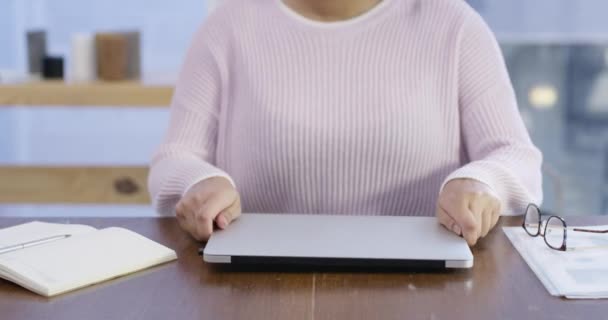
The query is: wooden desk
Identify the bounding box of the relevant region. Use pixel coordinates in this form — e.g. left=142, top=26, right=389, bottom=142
left=0, top=216, right=606, bottom=320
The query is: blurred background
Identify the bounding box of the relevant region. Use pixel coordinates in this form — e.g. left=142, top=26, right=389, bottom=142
left=0, top=0, right=607, bottom=217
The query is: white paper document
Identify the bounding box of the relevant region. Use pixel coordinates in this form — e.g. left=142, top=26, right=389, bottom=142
left=503, top=226, right=608, bottom=299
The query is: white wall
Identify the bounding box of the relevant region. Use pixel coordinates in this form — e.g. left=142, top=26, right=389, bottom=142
left=3, top=0, right=608, bottom=71
left=0, top=0, right=210, bottom=73
left=0, top=1, right=16, bottom=70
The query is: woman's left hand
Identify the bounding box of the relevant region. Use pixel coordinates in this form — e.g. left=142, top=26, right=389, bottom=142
left=436, top=178, right=502, bottom=246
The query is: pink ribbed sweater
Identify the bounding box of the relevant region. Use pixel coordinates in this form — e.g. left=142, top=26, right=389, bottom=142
left=149, top=0, right=543, bottom=217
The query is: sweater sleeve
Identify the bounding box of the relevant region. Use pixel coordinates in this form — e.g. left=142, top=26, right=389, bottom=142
left=148, top=22, right=234, bottom=216
left=440, top=11, right=543, bottom=215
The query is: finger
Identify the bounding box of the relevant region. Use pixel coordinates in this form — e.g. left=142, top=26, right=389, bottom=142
left=176, top=200, right=199, bottom=239
left=178, top=215, right=199, bottom=240
left=193, top=208, right=214, bottom=241
left=216, top=204, right=240, bottom=230
left=481, top=205, right=493, bottom=238
left=485, top=204, right=501, bottom=239
left=220, top=196, right=243, bottom=228
left=469, top=199, right=485, bottom=242
left=463, top=211, right=479, bottom=246
left=201, top=191, right=238, bottom=222
left=195, top=192, right=237, bottom=238
left=442, top=200, right=477, bottom=246
left=492, top=202, right=502, bottom=227
left=437, top=206, right=461, bottom=235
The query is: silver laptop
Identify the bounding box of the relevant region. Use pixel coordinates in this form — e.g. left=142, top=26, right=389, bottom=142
left=202, top=214, right=473, bottom=269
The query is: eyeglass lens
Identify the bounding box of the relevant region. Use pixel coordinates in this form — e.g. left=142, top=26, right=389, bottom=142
left=524, top=205, right=541, bottom=236
left=544, top=216, right=566, bottom=250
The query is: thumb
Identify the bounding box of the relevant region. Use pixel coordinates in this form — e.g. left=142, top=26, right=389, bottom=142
left=215, top=201, right=241, bottom=229
left=442, top=202, right=478, bottom=245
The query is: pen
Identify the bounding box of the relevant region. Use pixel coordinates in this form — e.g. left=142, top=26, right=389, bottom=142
left=0, top=234, right=72, bottom=255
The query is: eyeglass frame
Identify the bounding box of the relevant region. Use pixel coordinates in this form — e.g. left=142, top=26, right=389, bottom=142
left=522, top=203, right=608, bottom=251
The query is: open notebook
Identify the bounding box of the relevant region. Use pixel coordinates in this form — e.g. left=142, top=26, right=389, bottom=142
left=0, top=221, right=177, bottom=297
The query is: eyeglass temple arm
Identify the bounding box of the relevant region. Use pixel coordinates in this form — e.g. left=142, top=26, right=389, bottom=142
left=568, top=244, right=608, bottom=252
left=572, top=228, right=608, bottom=234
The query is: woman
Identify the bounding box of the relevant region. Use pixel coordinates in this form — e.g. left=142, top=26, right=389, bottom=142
left=149, top=0, right=543, bottom=246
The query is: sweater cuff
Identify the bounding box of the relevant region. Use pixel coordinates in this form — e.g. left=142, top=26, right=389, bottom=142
left=439, top=161, right=525, bottom=216
left=149, top=157, right=235, bottom=216
left=182, top=172, right=236, bottom=196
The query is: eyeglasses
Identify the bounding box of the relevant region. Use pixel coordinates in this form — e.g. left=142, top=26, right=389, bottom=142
left=522, top=204, right=608, bottom=251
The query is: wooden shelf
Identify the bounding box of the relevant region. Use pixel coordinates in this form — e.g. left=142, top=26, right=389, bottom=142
left=0, top=166, right=150, bottom=204
left=0, top=81, right=174, bottom=107
left=0, top=81, right=169, bottom=204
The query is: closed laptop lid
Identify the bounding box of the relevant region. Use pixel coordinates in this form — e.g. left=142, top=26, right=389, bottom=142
left=203, top=214, right=473, bottom=269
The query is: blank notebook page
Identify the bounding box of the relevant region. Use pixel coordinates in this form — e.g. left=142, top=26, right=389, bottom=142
left=0, top=222, right=177, bottom=297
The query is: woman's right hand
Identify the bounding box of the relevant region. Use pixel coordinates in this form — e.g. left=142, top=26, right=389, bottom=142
left=175, top=177, right=242, bottom=241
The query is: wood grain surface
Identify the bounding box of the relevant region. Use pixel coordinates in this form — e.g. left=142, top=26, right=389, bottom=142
left=0, top=215, right=606, bottom=320
left=0, top=166, right=150, bottom=204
